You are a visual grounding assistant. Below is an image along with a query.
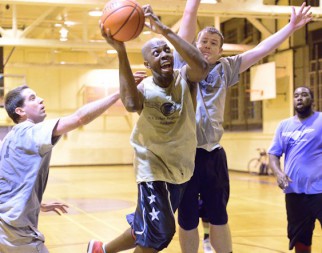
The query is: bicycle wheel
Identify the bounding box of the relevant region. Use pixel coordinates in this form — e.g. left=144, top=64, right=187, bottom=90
left=247, top=158, right=260, bottom=174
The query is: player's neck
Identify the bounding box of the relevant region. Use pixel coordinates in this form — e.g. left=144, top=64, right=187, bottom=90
left=296, top=110, right=314, bottom=121
left=153, top=75, right=173, bottom=89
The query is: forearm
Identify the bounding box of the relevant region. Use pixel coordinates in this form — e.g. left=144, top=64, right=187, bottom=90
left=240, top=24, right=296, bottom=72
left=268, top=154, right=283, bottom=176
left=53, top=92, right=120, bottom=136
left=77, top=92, right=120, bottom=125
left=178, top=0, right=200, bottom=43
left=163, top=27, right=208, bottom=80
left=117, top=49, right=141, bottom=112
left=259, top=2, right=312, bottom=54
left=258, top=23, right=295, bottom=55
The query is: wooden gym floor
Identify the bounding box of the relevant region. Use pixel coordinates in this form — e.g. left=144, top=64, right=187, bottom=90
left=40, top=165, right=322, bottom=253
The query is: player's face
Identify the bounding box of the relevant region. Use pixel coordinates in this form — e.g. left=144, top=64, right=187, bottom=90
left=144, top=40, right=174, bottom=77
left=196, top=31, right=223, bottom=64
left=293, top=87, right=313, bottom=114
left=20, top=88, right=46, bottom=123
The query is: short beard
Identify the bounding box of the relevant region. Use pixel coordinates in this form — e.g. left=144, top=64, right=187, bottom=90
left=295, top=105, right=312, bottom=119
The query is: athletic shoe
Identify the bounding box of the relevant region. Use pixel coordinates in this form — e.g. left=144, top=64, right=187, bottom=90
left=203, top=238, right=214, bottom=253
left=87, top=240, right=103, bottom=253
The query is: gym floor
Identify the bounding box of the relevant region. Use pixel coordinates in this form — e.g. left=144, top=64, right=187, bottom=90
left=40, top=166, right=322, bottom=253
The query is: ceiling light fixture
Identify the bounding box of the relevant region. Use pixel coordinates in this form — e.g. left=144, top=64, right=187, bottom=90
left=59, top=27, right=68, bottom=41
left=64, top=20, right=76, bottom=26
left=201, top=0, right=218, bottom=3
left=88, top=9, right=103, bottom=17
left=106, top=49, right=117, bottom=54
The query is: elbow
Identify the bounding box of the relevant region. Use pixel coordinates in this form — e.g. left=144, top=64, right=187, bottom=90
left=122, top=99, right=141, bottom=112
left=77, top=114, right=90, bottom=126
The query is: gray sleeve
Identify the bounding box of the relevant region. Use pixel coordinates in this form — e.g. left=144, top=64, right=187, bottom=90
left=173, top=50, right=186, bottom=69
left=221, top=55, right=242, bottom=87
left=33, top=119, right=61, bottom=155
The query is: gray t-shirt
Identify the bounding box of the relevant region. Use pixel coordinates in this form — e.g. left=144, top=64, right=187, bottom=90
left=0, top=119, right=60, bottom=228
left=174, top=52, right=242, bottom=151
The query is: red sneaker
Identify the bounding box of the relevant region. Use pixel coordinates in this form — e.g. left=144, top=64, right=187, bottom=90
left=87, top=240, right=104, bottom=253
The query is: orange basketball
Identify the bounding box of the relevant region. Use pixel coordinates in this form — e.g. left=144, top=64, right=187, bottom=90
left=100, top=0, right=145, bottom=42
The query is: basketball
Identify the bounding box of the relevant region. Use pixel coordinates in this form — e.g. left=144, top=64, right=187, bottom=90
left=100, top=0, right=145, bottom=42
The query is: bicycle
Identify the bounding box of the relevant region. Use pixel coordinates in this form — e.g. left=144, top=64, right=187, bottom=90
left=247, top=148, right=270, bottom=175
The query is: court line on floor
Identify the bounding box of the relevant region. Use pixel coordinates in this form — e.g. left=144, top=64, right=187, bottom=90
left=45, top=193, right=130, bottom=239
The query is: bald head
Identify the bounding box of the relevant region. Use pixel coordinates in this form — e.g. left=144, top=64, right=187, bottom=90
left=141, top=38, right=168, bottom=60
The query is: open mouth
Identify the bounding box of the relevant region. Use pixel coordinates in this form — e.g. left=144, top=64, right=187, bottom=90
left=161, top=62, right=172, bottom=71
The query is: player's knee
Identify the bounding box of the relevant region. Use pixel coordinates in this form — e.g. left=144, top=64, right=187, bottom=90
left=295, top=242, right=311, bottom=252
left=178, top=216, right=199, bottom=230
left=208, top=213, right=228, bottom=226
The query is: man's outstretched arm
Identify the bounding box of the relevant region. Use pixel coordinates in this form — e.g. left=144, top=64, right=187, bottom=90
left=239, top=2, right=312, bottom=73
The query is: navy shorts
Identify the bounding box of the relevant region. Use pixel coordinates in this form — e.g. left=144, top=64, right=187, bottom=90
left=126, top=181, right=187, bottom=251
left=286, top=193, right=322, bottom=250
left=178, top=148, right=230, bottom=230
left=199, top=197, right=210, bottom=223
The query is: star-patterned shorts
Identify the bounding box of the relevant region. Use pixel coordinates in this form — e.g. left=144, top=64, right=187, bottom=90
left=126, top=181, right=187, bottom=251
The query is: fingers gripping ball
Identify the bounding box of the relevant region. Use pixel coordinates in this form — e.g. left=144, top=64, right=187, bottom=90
left=101, top=0, right=145, bottom=42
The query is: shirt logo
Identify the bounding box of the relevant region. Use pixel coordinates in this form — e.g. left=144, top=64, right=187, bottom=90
left=160, top=102, right=176, bottom=116
left=282, top=128, right=314, bottom=143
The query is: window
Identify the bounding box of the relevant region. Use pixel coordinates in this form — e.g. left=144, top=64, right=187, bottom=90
left=223, top=70, right=263, bottom=131
left=221, top=19, right=263, bottom=131
left=306, top=0, right=319, bottom=7
left=306, top=29, right=322, bottom=111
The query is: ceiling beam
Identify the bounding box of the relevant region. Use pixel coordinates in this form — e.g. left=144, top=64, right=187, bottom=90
left=247, top=17, right=273, bottom=39
left=1, top=0, right=322, bottom=20
left=0, top=0, right=106, bottom=7
left=0, top=37, right=252, bottom=54
left=19, top=7, right=57, bottom=38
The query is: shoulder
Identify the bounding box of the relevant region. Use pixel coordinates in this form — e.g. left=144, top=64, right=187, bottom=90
left=14, top=120, right=34, bottom=133
left=177, top=67, right=196, bottom=89
left=310, top=111, right=322, bottom=123
left=218, top=55, right=242, bottom=66
left=138, top=76, right=153, bottom=90
left=277, top=116, right=296, bottom=129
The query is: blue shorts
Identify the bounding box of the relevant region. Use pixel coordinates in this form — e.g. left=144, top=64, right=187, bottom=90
left=286, top=193, right=322, bottom=250
left=126, top=181, right=187, bottom=251
left=178, top=148, right=230, bottom=230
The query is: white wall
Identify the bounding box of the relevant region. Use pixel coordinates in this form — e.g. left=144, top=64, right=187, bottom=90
left=1, top=48, right=136, bottom=166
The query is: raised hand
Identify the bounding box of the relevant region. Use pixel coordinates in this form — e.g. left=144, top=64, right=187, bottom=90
left=100, top=21, right=125, bottom=52
left=289, top=2, right=312, bottom=31
left=143, top=4, right=168, bottom=35
left=40, top=202, right=69, bottom=215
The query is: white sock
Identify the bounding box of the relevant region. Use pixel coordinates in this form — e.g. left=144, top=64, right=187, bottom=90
left=102, top=243, right=107, bottom=253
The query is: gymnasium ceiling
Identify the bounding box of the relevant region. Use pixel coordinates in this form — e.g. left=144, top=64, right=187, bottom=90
left=0, top=0, right=322, bottom=59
